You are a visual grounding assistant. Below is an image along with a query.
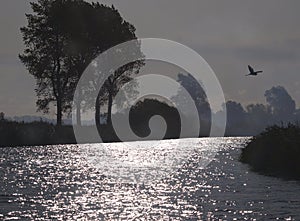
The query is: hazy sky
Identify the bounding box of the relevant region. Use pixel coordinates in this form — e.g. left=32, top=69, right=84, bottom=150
left=0, top=0, right=300, bottom=117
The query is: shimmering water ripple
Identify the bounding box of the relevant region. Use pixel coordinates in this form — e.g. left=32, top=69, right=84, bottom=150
left=0, top=137, right=299, bottom=220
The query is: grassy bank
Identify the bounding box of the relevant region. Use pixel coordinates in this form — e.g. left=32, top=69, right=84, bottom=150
left=240, top=123, right=300, bottom=180
left=0, top=120, right=125, bottom=147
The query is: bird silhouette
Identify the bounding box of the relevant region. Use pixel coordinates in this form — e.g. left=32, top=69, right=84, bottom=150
left=246, top=65, right=263, bottom=76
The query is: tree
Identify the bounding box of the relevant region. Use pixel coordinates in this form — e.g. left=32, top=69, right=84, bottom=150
left=265, top=86, right=296, bottom=122
left=246, top=103, right=272, bottom=134
left=0, top=112, right=4, bottom=121
left=173, top=73, right=211, bottom=136
left=20, top=0, right=142, bottom=127
left=19, top=0, right=75, bottom=126
left=225, top=101, right=247, bottom=135
left=49, top=0, right=95, bottom=126
left=56, top=2, right=141, bottom=126
left=73, top=4, right=143, bottom=128
left=90, top=6, right=142, bottom=128
left=100, top=62, right=142, bottom=125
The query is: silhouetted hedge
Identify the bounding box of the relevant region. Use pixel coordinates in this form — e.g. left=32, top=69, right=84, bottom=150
left=0, top=120, right=76, bottom=147
left=240, top=123, right=300, bottom=180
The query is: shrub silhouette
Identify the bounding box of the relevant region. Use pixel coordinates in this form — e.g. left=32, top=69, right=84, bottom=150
left=240, top=123, right=300, bottom=180
left=129, top=98, right=181, bottom=139
left=98, top=98, right=181, bottom=142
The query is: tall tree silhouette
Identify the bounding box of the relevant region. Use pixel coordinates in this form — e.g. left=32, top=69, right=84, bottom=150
left=60, top=2, right=142, bottom=126
left=20, top=0, right=142, bottom=126
left=265, top=86, right=296, bottom=122
left=19, top=0, right=76, bottom=126
left=173, top=73, right=211, bottom=136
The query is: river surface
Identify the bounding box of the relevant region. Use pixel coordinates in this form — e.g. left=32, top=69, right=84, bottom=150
left=0, top=137, right=299, bottom=220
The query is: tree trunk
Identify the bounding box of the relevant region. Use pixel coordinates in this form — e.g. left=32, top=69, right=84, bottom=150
left=57, top=97, right=62, bottom=126
left=76, top=90, right=82, bottom=126
left=107, top=91, right=113, bottom=125
left=95, top=93, right=101, bottom=132
left=55, top=54, right=62, bottom=127
left=76, top=102, right=81, bottom=126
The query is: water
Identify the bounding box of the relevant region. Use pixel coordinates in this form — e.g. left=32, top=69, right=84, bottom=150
left=0, top=137, right=299, bottom=220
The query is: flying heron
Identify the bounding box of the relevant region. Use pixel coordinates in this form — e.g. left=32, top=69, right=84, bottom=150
left=246, top=65, right=263, bottom=76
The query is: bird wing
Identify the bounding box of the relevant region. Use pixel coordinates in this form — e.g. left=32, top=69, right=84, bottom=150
left=248, top=65, right=254, bottom=73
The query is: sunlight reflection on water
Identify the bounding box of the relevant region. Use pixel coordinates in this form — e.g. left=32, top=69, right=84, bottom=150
left=80, top=138, right=221, bottom=184
left=0, top=137, right=299, bottom=220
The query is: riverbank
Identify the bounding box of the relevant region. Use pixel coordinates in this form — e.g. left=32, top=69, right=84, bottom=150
left=0, top=121, right=75, bottom=147
left=0, top=113, right=208, bottom=147
left=0, top=119, right=181, bottom=147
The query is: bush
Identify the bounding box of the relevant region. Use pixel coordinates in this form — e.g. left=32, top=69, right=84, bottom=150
left=240, top=123, right=300, bottom=180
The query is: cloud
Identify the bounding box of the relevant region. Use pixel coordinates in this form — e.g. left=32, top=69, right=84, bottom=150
left=233, top=46, right=300, bottom=62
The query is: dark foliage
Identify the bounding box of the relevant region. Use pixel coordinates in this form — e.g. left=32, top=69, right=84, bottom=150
left=96, top=98, right=181, bottom=142
left=240, top=123, right=300, bottom=180
left=0, top=120, right=75, bottom=147
left=174, top=73, right=211, bottom=136
left=19, top=0, right=141, bottom=126
left=129, top=98, right=181, bottom=139
left=220, top=85, right=300, bottom=136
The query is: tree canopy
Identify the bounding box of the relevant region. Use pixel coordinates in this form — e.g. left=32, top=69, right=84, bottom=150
left=20, top=0, right=141, bottom=126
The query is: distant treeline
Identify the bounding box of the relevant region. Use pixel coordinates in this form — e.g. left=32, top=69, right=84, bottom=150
left=219, top=85, right=300, bottom=136
left=1, top=84, right=300, bottom=147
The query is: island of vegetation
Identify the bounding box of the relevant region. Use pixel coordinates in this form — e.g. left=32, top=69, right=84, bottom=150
left=240, top=123, right=300, bottom=180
